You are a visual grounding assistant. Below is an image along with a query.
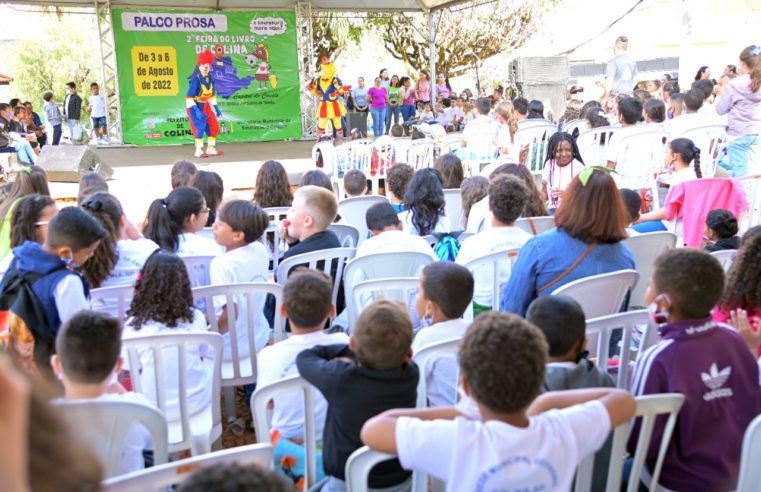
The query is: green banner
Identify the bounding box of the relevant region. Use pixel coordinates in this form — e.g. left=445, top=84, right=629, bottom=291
left=112, top=9, right=302, bottom=145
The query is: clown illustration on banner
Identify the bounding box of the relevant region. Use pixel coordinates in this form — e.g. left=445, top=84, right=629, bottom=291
left=308, top=56, right=351, bottom=140
left=186, top=50, right=224, bottom=157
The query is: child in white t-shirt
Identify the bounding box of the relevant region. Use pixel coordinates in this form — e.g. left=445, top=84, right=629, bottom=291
left=541, top=132, right=585, bottom=210
left=123, top=251, right=213, bottom=421
left=51, top=310, right=154, bottom=475
left=457, top=175, right=533, bottom=312
left=361, top=312, right=636, bottom=492
left=412, top=262, right=473, bottom=406
left=210, top=200, right=270, bottom=359
left=143, top=186, right=222, bottom=257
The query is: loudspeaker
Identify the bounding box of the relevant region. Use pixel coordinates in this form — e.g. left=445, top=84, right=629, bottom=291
left=36, top=145, right=114, bottom=183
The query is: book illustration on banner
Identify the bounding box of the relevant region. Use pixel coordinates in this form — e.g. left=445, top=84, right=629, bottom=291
left=186, top=50, right=225, bottom=158
left=210, top=44, right=254, bottom=99
left=308, top=56, right=351, bottom=141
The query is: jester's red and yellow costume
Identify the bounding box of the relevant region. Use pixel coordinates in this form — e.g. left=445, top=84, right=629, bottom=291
left=308, top=56, right=351, bottom=139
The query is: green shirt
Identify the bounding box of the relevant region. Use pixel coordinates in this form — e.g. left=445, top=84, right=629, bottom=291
left=387, top=87, right=400, bottom=104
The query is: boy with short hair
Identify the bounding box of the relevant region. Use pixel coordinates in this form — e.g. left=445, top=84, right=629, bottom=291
left=1, top=207, right=106, bottom=369
left=43, top=91, right=63, bottom=146
left=620, top=188, right=642, bottom=236
left=412, top=262, right=473, bottom=406
left=386, top=163, right=413, bottom=213
left=297, top=299, right=418, bottom=491
left=606, top=96, right=644, bottom=169
left=356, top=202, right=436, bottom=260
left=456, top=174, right=533, bottom=312
left=282, top=185, right=340, bottom=260
left=63, top=82, right=82, bottom=144
left=668, top=88, right=710, bottom=138
left=361, top=312, right=635, bottom=490
left=343, top=169, right=367, bottom=198
left=50, top=310, right=154, bottom=474
left=257, top=270, right=348, bottom=442
left=88, top=82, right=108, bottom=145
left=629, top=249, right=761, bottom=491
left=210, top=200, right=270, bottom=357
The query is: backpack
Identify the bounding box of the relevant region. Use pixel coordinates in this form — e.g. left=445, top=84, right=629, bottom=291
left=433, top=231, right=463, bottom=261
left=0, top=259, right=63, bottom=371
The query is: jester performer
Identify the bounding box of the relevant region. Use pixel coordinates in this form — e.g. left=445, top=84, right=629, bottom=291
left=186, top=50, right=224, bottom=158
left=308, top=56, right=351, bottom=140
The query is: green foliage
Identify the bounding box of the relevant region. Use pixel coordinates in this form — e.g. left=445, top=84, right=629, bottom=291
left=9, top=12, right=101, bottom=107
left=311, top=12, right=365, bottom=70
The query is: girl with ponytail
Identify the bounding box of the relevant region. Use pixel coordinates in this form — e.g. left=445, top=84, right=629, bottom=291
left=634, top=137, right=702, bottom=229
left=142, top=186, right=221, bottom=256
left=715, top=45, right=761, bottom=177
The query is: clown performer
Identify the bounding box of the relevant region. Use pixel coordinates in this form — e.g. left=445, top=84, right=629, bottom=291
left=186, top=50, right=224, bottom=157
left=308, top=56, right=351, bottom=140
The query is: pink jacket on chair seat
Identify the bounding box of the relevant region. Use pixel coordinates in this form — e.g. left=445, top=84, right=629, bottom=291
left=664, top=178, right=749, bottom=248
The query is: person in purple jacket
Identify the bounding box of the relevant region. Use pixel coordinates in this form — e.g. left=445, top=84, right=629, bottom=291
left=628, top=249, right=761, bottom=491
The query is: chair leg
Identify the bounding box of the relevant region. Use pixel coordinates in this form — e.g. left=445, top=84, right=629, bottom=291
left=224, top=386, right=237, bottom=422
left=191, top=433, right=211, bottom=456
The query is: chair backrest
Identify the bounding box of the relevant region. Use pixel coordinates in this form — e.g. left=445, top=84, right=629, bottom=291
left=352, top=277, right=419, bottom=326
left=614, top=129, right=668, bottom=189
left=90, top=284, right=135, bottom=320
left=552, top=269, right=640, bottom=319
left=251, top=375, right=318, bottom=489
left=443, top=189, right=464, bottom=230
left=407, top=140, right=435, bottom=170
left=736, top=413, right=761, bottom=492
left=192, top=283, right=284, bottom=385
left=344, top=446, right=400, bottom=492
left=313, top=140, right=337, bottom=176
left=677, top=123, right=727, bottom=177
left=181, top=255, right=215, bottom=288
left=55, top=399, right=169, bottom=479
left=277, top=247, right=357, bottom=309
left=101, top=443, right=273, bottom=492
left=327, top=223, right=361, bottom=248
left=737, top=173, right=761, bottom=231
left=262, top=207, right=290, bottom=271
left=462, top=247, right=521, bottom=314
left=515, top=216, right=555, bottom=236
left=585, top=310, right=658, bottom=389
left=464, top=119, right=498, bottom=162
left=577, top=125, right=618, bottom=166
left=561, top=118, right=586, bottom=136
left=335, top=139, right=374, bottom=177
left=338, top=195, right=388, bottom=246
left=623, top=232, right=677, bottom=307
left=121, top=332, right=223, bottom=453
left=196, top=227, right=214, bottom=241
left=344, top=251, right=434, bottom=327
left=710, top=249, right=737, bottom=272
left=412, top=337, right=462, bottom=408
left=574, top=393, right=685, bottom=492
left=263, top=207, right=290, bottom=222
left=514, top=124, right=555, bottom=174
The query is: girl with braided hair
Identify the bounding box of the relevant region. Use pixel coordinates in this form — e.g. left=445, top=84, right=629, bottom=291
left=541, top=132, right=585, bottom=211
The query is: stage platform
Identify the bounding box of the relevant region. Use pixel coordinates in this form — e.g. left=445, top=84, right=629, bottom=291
left=46, top=140, right=316, bottom=226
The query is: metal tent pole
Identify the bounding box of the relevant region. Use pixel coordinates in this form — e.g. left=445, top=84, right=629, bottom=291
left=94, top=0, right=123, bottom=144
left=428, top=10, right=437, bottom=107
left=296, top=1, right=317, bottom=139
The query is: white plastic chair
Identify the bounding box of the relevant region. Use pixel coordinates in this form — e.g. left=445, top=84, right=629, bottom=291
left=552, top=269, right=640, bottom=319
left=328, top=223, right=360, bottom=248
left=193, top=282, right=284, bottom=420
left=736, top=413, right=761, bottom=492
left=338, top=195, right=388, bottom=245
left=345, top=446, right=400, bottom=492
left=614, top=129, right=668, bottom=209
left=277, top=247, right=356, bottom=309
left=462, top=120, right=498, bottom=175
left=677, top=123, right=727, bottom=177
left=623, top=232, right=677, bottom=307
left=101, top=443, right=273, bottom=492
left=262, top=207, right=290, bottom=274
left=515, top=216, right=555, bottom=236
left=344, top=251, right=434, bottom=328
left=574, top=393, right=685, bottom=492
left=263, top=206, right=290, bottom=221
left=710, top=249, right=737, bottom=272
left=313, top=140, right=337, bottom=176
left=196, top=227, right=214, bottom=241
left=122, top=332, right=223, bottom=455
left=181, top=255, right=215, bottom=288
left=562, top=118, right=587, bottom=136
left=462, top=247, right=521, bottom=316
left=413, top=337, right=462, bottom=408
left=514, top=123, right=555, bottom=176
left=585, top=310, right=658, bottom=389
left=407, top=139, right=435, bottom=170
left=737, top=173, right=761, bottom=231
left=371, top=136, right=394, bottom=195
left=391, top=137, right=412, bottom=164
left=54, top=399, right=169, bottom=479
left=577, top=125, right=618, bottom=167
left=90, top=284, right=135, bottom=320
left=251, top=375, right=318, bottom=490
left=352, top=277, right=419, bottom=323
left=443, top=189, right=464, bottom=230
